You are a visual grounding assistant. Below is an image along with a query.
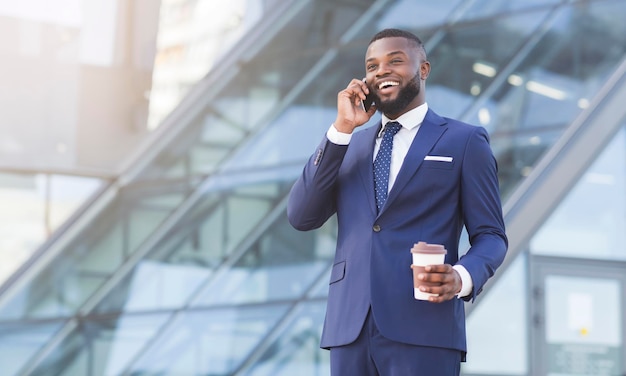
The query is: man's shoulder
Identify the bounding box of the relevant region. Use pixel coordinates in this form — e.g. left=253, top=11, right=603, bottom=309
left=350, top=120, right=380, bottom=141
left=427, top=109, right=484, bottom=134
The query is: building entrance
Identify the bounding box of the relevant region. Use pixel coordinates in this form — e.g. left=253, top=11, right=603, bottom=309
left=530, top=256, right=626, bottom=375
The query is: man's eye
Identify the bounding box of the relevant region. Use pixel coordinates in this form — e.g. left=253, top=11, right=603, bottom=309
left=367, top=65, right=377, bottom=71
left=391, top=59, right=402, bottom=64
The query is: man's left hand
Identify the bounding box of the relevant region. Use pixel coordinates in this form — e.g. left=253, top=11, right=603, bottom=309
left=417, top=264, right=462, bottom=303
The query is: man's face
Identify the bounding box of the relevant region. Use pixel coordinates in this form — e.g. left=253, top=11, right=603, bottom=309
left=364, top=37, right=429, bottom=118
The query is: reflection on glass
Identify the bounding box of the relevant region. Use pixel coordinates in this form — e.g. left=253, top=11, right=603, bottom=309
left=0, top=185, right=185, bottom=320
left=531, top=126, right=626, bottom=260
left=241, top=301, right=329, bottom=376
left=92, top=179, right=328, bottom=314
left=129, top=305, right=289, bottom=375
left=309, top=269, right=332, bottom=299
left=0, top=173, right=46, bottom=286
left=223, top=107, right=338, bottom=171
left=0, top=321, right=64, bottom=376
left=464, top=0, right=626, bottom=197
left=464, top=253, right=528, bottom=375
left=27, top=313, right=170, bottom=376
left=0, top=172, right=104, bottom=286
left=376, top=0, right=461, bottom=30
left=48, top=175, right=104, bottom=232
left=93, top=259, right=211, bottom=314
left=427, top=9, right=548, bottom=116
left=461, top=0, right=561, bottom=21
left=192, top=218, right=334, bottom=306
left=148, top=0, right=266, bottom=129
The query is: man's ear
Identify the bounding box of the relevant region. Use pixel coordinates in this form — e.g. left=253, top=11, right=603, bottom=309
left=420, top=60, right=431, bottom=80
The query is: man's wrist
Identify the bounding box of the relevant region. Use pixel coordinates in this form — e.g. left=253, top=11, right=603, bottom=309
left=327, top=123, right=352, bottom=145
left=452, top=264, right=473, bottom=298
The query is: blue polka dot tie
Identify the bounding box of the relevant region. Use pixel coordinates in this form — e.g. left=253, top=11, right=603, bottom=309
left=374, top=121, right=402, bottom=212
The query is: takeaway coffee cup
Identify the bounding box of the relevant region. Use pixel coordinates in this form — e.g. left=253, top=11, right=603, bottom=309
left=410, top=242, right=447, bottom=300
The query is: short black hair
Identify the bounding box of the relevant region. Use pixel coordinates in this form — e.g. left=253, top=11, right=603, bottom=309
left=369, top=28, right=425, bottom=52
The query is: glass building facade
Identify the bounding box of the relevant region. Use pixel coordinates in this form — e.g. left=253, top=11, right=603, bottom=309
left=0, top=0, right=625, bottom=375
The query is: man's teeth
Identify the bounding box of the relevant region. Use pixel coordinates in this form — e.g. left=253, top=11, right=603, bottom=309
left=378, top=81, right=399, bottom=89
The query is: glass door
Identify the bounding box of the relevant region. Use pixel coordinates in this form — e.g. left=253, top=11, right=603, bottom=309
left=530, top=256, right=626, bottom=375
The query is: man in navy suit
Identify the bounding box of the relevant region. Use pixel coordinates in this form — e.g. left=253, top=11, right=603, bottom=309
left=287, top=28, right=507, bottom=375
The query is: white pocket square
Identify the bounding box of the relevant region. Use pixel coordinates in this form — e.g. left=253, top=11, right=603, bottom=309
left=424, top=155, right=453, bottom=162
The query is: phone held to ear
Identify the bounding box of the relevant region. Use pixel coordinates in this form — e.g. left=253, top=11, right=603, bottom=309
left=362, top=79, right=374, bottom=111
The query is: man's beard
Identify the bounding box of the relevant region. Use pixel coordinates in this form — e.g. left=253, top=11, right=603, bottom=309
left=373, top=71, right=421, bottom=116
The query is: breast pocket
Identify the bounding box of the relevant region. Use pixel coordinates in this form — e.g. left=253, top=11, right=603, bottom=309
left=422, top=160, right=455, bottom=170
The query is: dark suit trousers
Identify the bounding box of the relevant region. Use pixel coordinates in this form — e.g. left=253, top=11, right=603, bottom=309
left=330, top=309, right=462, bottom=376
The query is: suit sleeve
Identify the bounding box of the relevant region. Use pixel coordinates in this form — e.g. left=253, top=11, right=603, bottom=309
left=287, top=136, right=348, bottom=231
left=457, top=126, right=508, bottom=301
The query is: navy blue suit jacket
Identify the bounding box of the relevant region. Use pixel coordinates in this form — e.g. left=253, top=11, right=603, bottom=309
left=287, top=109, right=507, bottom=354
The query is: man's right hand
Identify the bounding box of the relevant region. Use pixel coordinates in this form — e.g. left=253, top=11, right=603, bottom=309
left=333, top=78, right=377, bottom=134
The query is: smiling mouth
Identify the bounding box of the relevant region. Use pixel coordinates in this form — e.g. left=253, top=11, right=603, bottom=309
left=378, top=81, right=399, bottom=90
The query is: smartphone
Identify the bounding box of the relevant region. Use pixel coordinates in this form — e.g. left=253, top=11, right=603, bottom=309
left=362, top=79, right=374, bottom=111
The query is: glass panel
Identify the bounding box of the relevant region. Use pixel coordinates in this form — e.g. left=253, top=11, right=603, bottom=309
left=128, top=305, right=290, bottom=375
left=426, top=9, right=551, bottom=120
left=486, top=0, right=626, bottom=197
left=221, top=4, right=548, bottom=173
left=93, top=179, right=295, bottom=313
left=0, top=185, right=186, bottom=320
left=309, top=269, right=331, bottom=299
left=463, top=253, right=528, bottom=375
left=0, top=321, right=64, bottom=376
left=0, top=173, right=104, bottom=286
left=92, top=259, right=211, bottom=314
left=148, top=0, right=274, bottom=129
left=375, top=0, right=462, bottom=30
left=0, top=0, right=356, bottom=320
left=1, top=0, right=339, bottom=323
left=0, top=173, right=46, bottom=286
left=48, top=175, right=103, bottom=232
left=461, top=0, right=561, bottom=21
left=140, top=0, right=380, bottom=181
left=27, top=313, right=170, bottom=376
left=241, top=301, right=329, bottom=376
left=192, top=217, right=335, bottom=306
left=215, top=0, right=626, bottom=201
left=544, top=275, right=623, bottom=375
left=223, top=106, right=338, bottom=171
left=531, top=125, right=626, bottom=260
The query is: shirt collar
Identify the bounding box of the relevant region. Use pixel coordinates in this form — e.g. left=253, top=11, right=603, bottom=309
left=379, top=102, right=429, bottom=137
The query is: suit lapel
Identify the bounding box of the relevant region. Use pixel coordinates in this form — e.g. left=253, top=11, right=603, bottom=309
left=383, top=110, right=448, bottom=210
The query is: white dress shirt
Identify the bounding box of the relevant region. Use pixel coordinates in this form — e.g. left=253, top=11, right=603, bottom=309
left=326, top=103, right=474, bottom=298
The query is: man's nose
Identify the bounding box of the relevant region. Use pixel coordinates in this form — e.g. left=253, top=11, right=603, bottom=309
left=375, top=63, right=392, bottom=77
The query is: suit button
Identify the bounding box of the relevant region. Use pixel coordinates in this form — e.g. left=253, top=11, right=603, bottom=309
left=373, top=224, right=381, bottom=232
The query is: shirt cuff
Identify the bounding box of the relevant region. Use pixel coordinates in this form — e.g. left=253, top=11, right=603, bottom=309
left=452, top=264, right=473, bottom=298
left=326, top=124, right=352, bottom=145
